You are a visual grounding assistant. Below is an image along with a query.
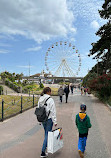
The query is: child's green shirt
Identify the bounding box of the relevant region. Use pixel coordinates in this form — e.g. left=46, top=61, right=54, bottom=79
left=75, top=112, right=92, bottom=134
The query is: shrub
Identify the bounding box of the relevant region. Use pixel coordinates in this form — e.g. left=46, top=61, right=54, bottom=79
left=22, top=84, right=35, bottom=93
left=59, top=82, right=70, bottom=85
left=0, top=86, right=3, bottom=95
left=108, top=96, right=111, bottom=106
left=88, top=74, right=111, bottom=98
left=5, top=79, right=21, bottom=93
left=40, top=83, right=44, bottom=88
left=5, top=80, right=9, bottom=86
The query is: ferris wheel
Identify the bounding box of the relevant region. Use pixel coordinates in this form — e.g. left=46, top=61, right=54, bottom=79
left=45, top=41, right=81, bottom=77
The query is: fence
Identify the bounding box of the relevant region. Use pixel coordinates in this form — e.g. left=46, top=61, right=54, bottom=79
left=0, top=95, right=39, bottom=122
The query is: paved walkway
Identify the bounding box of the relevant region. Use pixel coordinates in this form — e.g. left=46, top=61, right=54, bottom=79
left=0, top=90, right=111, bottom=158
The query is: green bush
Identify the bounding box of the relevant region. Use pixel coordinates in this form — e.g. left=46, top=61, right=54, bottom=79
left=0, top=86, right=3, bottom=95
left=22, top=84, right=35, bottom=93
left=5, top=79, right=20, bottom=93
left=59, top=82, right=70, bottom=85
left=5, top=80, right=9, bottom=86
left=107, top=96, right=111, bottom=106
left=88, top=74, right=111, bottom=98
left=88, top=74, right=111, bottom=105
left=40, top=83, right=44, bottom=88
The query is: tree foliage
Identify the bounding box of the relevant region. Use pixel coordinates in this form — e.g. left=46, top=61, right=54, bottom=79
left=0, top=71, right=23, bottom=83
left=82, top=72, right=98, bottom=87
left=89, top=0, right=111, bottom=73
left=99, top=0, right=111, bottom=19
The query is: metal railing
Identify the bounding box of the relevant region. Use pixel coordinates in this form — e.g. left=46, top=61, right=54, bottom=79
left=0, top=95, right=39, bottom=122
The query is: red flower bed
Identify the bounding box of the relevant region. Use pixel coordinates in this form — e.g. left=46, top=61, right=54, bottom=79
left=88, top=74, right=111, bottom=98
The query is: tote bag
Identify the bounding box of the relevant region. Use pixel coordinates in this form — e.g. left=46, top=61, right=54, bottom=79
left=47, top=128, right=63, bottom=154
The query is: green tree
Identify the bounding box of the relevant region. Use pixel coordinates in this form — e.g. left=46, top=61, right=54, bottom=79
left=99, top=0, right=111, bottom=19
left=90, top=61, right=107, bottom=75
left=89, top=0, right=111, bottom=73
left=82, top=72, right=98, bottom=87
left=1, top=72, right=8, bottom=82
left=15, top=73, right=23, bottom=83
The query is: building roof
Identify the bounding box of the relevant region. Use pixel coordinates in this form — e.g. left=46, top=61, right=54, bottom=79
left=30, top=73, right=52, bottom=78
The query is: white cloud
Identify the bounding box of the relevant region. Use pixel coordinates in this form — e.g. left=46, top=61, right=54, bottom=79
left=0, top=0, right=75, bottom=43
left=68, top=0, right=104, bottom=22
left=17, top=65, right=34, bottom=68
left=0, top=50, right=10, bottom=53
left=0, top=34, right=15, bottom=40
left=90, top=20, right=100, bottom=29
left=70, top=38, right=76, bottom=42
left=25, top=46, right=41, bottom=52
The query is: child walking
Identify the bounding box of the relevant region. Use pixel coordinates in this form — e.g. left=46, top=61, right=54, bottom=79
left=75, top=104, right=92, bottom=158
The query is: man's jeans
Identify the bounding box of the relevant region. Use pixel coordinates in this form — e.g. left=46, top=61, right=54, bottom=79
left=78, top=137, right=87, bottom=153
left=42, top=119, right=53, bottom=152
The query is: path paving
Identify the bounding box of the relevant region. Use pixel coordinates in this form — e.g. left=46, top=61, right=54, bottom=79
left=0, top=90, right=111, bottom=158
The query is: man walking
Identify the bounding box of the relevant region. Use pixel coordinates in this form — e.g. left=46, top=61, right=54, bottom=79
left=64, top=85, right=70, bottom=103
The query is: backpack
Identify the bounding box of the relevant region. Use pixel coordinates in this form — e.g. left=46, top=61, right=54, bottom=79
left=34, top=97, right=51, bottom=122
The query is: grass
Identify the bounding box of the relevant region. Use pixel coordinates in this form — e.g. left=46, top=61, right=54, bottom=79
left=30, top=87, right=58, bottom=96
left=0, top=86, right=59, bottom=121
left=51, top=87, right=58, bottom=96
left=0, top=95, right=39, bottom=120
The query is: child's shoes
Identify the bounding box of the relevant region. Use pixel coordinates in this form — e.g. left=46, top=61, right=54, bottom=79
left=78, top=150, right=84, bottom=158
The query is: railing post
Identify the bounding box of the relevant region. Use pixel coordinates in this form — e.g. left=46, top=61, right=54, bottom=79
left=2, top=99, right=4, bottom=121
left=21, top=95, right=22, bottom=113
left=33, top=94, right=34, bottom=108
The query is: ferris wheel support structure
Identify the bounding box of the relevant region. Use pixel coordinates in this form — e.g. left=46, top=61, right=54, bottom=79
left=55, top=59, right=74, bottom=77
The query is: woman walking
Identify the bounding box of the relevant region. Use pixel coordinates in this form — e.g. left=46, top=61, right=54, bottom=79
left=38, top=87, right=57, bottom=158
left=58, top=86, right=64, bottom=103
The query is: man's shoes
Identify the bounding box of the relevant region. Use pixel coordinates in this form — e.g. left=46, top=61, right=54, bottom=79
left=78, top=150, right=84, bottom=158
left=40, top=151, right=47, bottom=158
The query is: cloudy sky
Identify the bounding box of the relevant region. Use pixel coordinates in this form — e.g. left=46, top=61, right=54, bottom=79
left=0, top=0, right=105, bottom=77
